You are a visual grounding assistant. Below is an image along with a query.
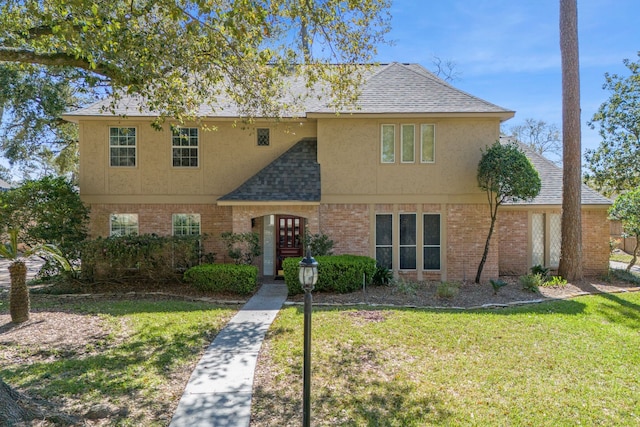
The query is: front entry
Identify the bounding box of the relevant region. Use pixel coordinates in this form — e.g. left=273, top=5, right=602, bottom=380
left=276, top=215, right=304, bottom=276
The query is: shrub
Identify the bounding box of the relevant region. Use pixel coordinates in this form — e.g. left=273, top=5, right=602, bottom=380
left=543, top=276, right=568, bottom=288
left=303, top=231, right=334, bottom=256
left=81, top=234, right=212, bottom=282
left=489, top=278, right=508, bottom=294
left=221, top=232, right=261, bottom=265
left=183, top=264, right=258, bottom=295
left=436, top=281, right=460, bottom=299
left=393, top=278, right=420, bottom=296
left=519, top=273, right=544, bottom=293
left=283, top=255, right=377, bottom=295
left=372, top=265, right=393, bottom=285
left=530, top=264, right=550, bottom=280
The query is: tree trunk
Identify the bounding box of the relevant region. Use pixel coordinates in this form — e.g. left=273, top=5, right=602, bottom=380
left=558, top=0, right=583, bottom=281
left=9, top=261, right=30, bottom=324
left=0, top=377, right=35, bottom=426
left=476, top=209, right=498, bottom=284
left=628, top=237, right=639, bottom=272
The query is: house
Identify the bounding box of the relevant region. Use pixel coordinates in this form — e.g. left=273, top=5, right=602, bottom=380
left=63, top=62, right=611, bottom=282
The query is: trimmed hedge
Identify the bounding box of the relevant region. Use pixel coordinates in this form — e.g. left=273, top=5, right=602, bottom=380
left=283, top=255, right=377, bottom=295
left=183, top=263, right=258, bottom=295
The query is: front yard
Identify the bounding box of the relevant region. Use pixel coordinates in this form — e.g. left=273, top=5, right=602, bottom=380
left=251, top=292, right=640, bottom=426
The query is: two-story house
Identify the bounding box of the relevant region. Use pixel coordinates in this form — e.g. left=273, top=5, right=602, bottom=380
left=64, top=63, right=611, bottom=282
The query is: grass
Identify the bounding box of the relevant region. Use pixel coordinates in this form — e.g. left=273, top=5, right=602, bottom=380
left=0, top=298, right=238, bottom=426
left=252, top=292, right=640, bottom=426
left=611, top=251, right=639, bottom=266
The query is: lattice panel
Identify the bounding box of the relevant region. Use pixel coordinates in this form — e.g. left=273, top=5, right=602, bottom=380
left=531, top=213, right=545, bottom=267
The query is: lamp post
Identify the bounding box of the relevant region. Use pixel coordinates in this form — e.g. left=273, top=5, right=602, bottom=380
left=299, top=247, right=318, bottom=427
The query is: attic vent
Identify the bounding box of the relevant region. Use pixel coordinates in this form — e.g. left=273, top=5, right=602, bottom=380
left=257, top=128, right=270, bottom=146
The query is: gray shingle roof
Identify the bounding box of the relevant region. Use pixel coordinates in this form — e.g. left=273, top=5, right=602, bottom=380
left=218, top=138, right=320, bottom=202
left=0, top=178, right=12, bottom=191
left=65, top=63, right=513, bottom=118
left=501, top=137, right=612, bottom=206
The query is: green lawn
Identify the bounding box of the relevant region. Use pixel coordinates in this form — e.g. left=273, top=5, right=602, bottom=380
left=611, top=251, right=639, bottom=266
left=1, top=298, right=238, bottom=426
left=252, top=292, right=640, bottom=426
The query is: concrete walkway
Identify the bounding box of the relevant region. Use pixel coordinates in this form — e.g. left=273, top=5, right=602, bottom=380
left=169, top=282, right=288, bottom=427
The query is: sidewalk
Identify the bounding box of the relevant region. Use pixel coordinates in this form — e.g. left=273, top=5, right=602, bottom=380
left=169, top=282, right=288, bottom=427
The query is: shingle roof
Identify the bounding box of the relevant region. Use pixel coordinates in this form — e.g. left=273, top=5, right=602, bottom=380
left=218, top=138, right=320, bottom=202
left=64, top=63, right=513, bottom=118
left=501, top=137, right=612, bottom=206
left=0, top=178, right=12, bottom=191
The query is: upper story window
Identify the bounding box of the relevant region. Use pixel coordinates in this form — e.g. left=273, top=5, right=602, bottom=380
left=172, top=213, right=201, bottom=236
left=381, top=124, right=395, bottom=163
left=257, top=128, right=270, bottom=146
left=421, top=124, right=435, bottom=163
left=110, top=213, right=138, bottom=236
left=172, top=127, right=199, bottom=167
left=110, top=127, right=136, bottom=167
left=401, top=124, right=415, bottom=163
left=380, top=123, right=435, bottom=164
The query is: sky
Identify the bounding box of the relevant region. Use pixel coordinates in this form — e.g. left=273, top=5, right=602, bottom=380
left=375, top=0, right=639, bottom=160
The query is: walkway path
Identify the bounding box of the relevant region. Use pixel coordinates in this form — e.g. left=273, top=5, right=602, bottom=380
left=169, top=282, right=288, bottom=427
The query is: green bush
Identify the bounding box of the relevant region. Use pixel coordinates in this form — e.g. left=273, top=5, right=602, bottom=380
left=81, top=234, right=212, bottom=282
left=436, top=281, right=460, bottom=299
left=519, top=273, right=544, bottom=293
left=372, top=265, right=393, bottom=285
left=393, top=278, right=420, bottom=296
left=543, top=275, right=568, bottom=288
left=530, top=264, right=550, bottom=280
left=283, top=255, right=377, bottom=295
left=183, top=264, right=258, bottom=295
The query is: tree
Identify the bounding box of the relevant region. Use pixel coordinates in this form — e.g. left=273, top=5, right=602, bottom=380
left=584, top=53, right=640, bottom=198
left=558, top=0, right=582, bottom=281
left=608, top=189, right=640, bottom=271
left=476, top=141, right=541, bottom=283
left=0, top=0, right=391, bottom=123
left=505, top=118, right=562, bottom=163
left=0, top=176, right=89, bottom=263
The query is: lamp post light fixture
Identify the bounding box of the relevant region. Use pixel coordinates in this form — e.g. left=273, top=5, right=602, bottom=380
left=299, top=247, right=318, bottom=427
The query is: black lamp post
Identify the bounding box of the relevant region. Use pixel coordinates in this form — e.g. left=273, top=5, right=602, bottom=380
left=298, top=247, right=318, bottom=427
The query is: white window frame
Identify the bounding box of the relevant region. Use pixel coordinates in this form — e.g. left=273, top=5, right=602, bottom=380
left=423, top=213, right=441, bottom=271
left=380, top=124, right=395, bottom=164
left=399, top=213, right=417, bottom=270
left=109, top=127, right=137, bottom=167
left=172, top=213, right=201, bottom=236
left=401, top=124, right=416, bottom=163
left=110, top=214, right=139, bottom=236
left=420, top=124, right=436, bottom=163
left=172, top=127, right=199, bottom=167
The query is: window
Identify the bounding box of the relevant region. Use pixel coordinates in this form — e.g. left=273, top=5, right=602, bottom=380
left=423, top=214, right=441, bottom=270
left=399, top=214, right=417, bottom=269
left=381, top=124, right=395, bottom=163
left=172, top=128, right=198, bottom=167
left=401, top=124, right=415, bottom=163
left=421, top=124, right=435, bottom=163
left=257, top=128, right=270, bottom=146
left=375, top=214, right=393, bottom=269
left=110, top=214, right=138, bottom=236
left=110, top=127, right=136, bottom=167
left=172, top=214, right=201, bottom=236
left=532, top=213, right=561, bottom=267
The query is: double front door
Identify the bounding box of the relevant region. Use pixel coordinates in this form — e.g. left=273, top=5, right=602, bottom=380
left=276, top=215, right=303, bottom=275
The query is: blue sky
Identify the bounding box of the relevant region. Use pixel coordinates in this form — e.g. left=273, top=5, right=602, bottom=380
left=375, top=0, right=639, bottom=158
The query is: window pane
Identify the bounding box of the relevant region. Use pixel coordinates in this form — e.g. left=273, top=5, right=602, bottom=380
left=423, top=214, right=440, bottom=245
left=400, top=247, right=416, bottom=269
left=531, top=213, right=544, bottom=266
left=376, top=247, right=392, bottom=270
left=257, top=128, right=270, bottom=146
left=376, top=214, right=392, bottom=245
left=110, top=127, right=136, bottom=167
left=421, top=124, right=435, bottom=162
left=110, top=214, right=138, bottom=236
left=400, top=214, right=416, bottom=246
left=172, top=128, right=198, bottom=167
left=401, top=124, right=415, bottom=163
left=173, top=214, right=201, bottom=236
left=381, top=125, right=395, bottom=163
left=424, top=247, right=441, bottom=270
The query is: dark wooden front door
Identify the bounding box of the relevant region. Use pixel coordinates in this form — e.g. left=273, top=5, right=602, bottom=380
left=276, top=215, right=303, bottom=275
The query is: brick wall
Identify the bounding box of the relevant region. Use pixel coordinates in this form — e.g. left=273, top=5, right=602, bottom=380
left=582, top=208, right=610, bottom=276
left=447, top=204, right=498, bottom=282
left=319, top=204, right=369, bottom=255
left=498, top=211, right=529, bottom=275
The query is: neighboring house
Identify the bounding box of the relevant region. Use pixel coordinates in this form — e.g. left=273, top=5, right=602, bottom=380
left=63, top=63, right=611, bottom=282
left=0, top=178, right=12, bottom=192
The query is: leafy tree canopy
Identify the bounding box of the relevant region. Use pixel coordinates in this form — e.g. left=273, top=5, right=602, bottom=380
left=609, top=188, right=640, bottom=271
left=0, top=175, right=89, bottom=258
left=585, top=53, right=640, bottom=197
left=0, top=0, right=390, bottom=122
left=475, top=141, right=541, bottom=283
